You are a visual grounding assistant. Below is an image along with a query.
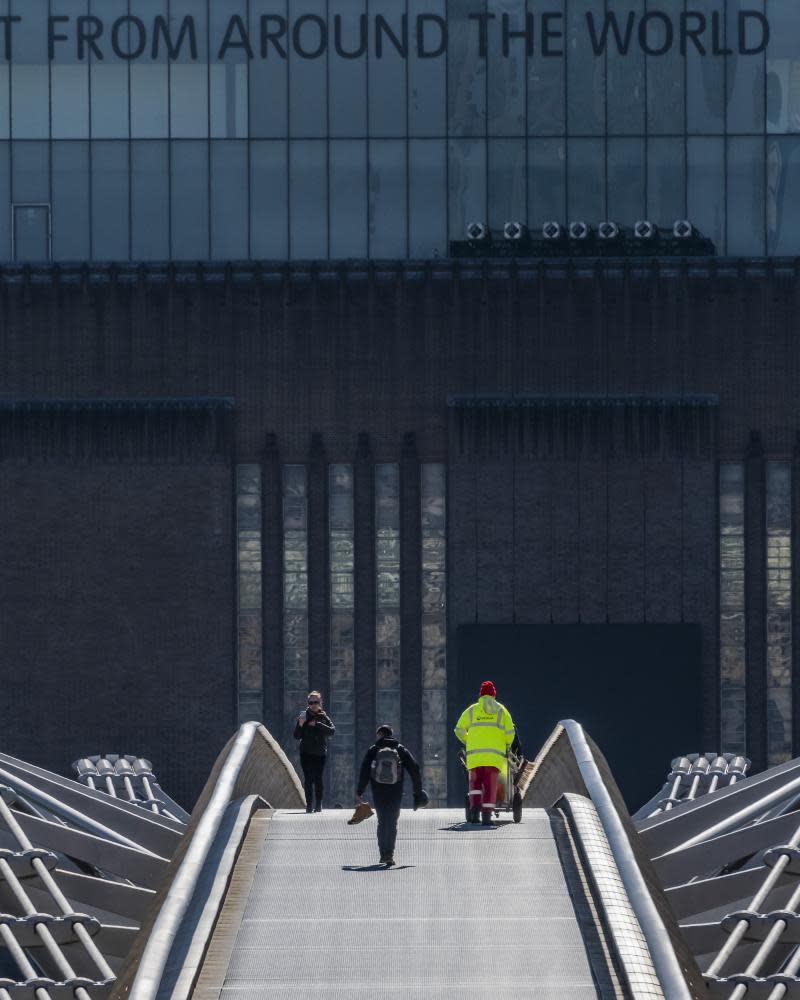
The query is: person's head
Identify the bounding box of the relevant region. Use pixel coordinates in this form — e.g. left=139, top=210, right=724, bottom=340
left=376, top=724, right=393, bottom=740
left=307, top=690, right=323, bottom=712
left=479, top=680, right=496, bottom=699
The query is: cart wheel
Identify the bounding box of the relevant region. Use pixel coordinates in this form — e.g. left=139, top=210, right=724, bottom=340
left=512, top=790, right=523, bottom=824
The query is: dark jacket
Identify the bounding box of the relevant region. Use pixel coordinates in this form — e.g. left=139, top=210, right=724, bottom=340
left=356, top=737, right=423, bottom=801
left=293, top=709, right=335, bottom=757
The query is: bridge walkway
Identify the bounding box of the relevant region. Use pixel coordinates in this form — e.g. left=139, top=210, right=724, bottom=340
left=196, top=807, right=602, bottom=1000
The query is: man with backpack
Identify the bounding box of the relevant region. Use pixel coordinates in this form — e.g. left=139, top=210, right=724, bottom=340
left=355, top=724, right=428, bottom=867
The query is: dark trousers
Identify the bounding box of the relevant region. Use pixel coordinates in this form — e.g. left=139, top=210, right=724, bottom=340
left=375, top=793, right=402, bottom=859
left=300, top=752, right=326, bottom=810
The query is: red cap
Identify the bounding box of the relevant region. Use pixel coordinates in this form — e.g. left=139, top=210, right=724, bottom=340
left=479, top=680, right=496, bottom=697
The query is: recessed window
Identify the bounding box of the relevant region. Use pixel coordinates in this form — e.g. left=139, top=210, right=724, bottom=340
left=12, top=203, right=51, bottom=262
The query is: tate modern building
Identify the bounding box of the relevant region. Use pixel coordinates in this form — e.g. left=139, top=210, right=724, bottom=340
left=0, top=0, right=798, bottom=812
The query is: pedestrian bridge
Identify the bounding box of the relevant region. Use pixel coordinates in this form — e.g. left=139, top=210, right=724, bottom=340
left=6, top=724, right=800, bottom=999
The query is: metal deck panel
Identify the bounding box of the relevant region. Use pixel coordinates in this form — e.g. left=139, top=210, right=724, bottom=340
left=218, top=808, right=600, bottom=999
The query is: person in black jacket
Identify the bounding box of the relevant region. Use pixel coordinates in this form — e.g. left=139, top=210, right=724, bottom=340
left=355, top=724, right=428, bottom=867
left=294, top=690, right=335, bottom=813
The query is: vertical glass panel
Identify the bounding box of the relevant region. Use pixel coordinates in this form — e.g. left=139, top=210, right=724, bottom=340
left=647, top=139, right=686, bottom=229
left=567, top=0, right=605, bottom=135
left=250, top=140, right=288, bottom=258
left=283, top=464, right=309, bottom=752
left=130, top=0, right=168, bottom=138
left=250, top=0, right=289, bottom=138
left=720, top=463, right=746, bottom=755
left=12, top=141, right=48, bottom=201
left=369, top=139, right=406, bottom=257
left=210, top=0, right=249, bottom=138
left=52, top=141, right=89, bottom=259
left=288, top=0, right=327, bottom=136
left=211, top=140, right=248, bottom=259
left=50, top=0, right=89, bottom=140
left=330, top=139, right=367, bottom=259
left=289, top=139, right=327, bottom=257
left=13, top=204, right=49, bottom=261
left=727, top=0, right=764, bottom=134
left=170, top=0, right=209, bottom=138
left=172, top=140, right=209, bottom=260
left=421, top=463, right=447, bottom=806
left=488, top=138, right=526, bottom=230
left=91, top=141, right=129, bottom=261
left=0, top=143, right=10, bottom=257
left=487, top=0, right=525, bottom=137
left=90, top=0, right=129, bottom=139
left=131, top=140, right=169, bottom=260
left=767, top=136, right=800, bottom=254
left=727, top=136, right=764, bottom=255
left=0, top=0, right=9, bottom=139
left=11, top=0, right=49, bottom=139
left=448, top=138, right=486, bottom=241
left=766, top=461, right=792, bottom=765
left=645, top=0, right=685, bottom=135
left=237, top=464, right=263, bottom=724
left=329, top=0, right=367, bottom=137
left=448, top=0, right=486, bottom=138
left=766, top=0, right=800, bottom=133
left=408, top=0, right=446, bottom=136
left=375, top=463, right=401, bottom=728
left=528, top=138, right=565, bottom=227
left=329, top=464, right=354, bottom=806
left=369, top=0, right=407, bottom=138
left=607, top=138, right=645, bottom=224
left=409, top=139, right=446, bottom=257
left=606, top=0, right=644, bottom=135
left=686, top=0, right=725, bottom=134
left=647, top=137, right=686, bottom=227
left=687, top=137, right=725, bottom=252
left=527, top=0, right=565, bottom=135
left=567, top=138, right=604, bottom=222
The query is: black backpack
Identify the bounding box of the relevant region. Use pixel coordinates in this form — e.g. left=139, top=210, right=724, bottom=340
left=372, top=746, right=403, bottom=784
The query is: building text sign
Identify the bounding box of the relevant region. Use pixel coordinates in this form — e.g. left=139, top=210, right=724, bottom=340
left=0, top=9, right=772, bottom=62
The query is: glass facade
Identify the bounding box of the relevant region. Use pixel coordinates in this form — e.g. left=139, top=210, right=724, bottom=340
left=1, top=0, right=798, bottom=261
left=719, top=462, right=746, bottom=755
left=329, top=463, right=355, bottom=806
left=375, top=463, right=401, bottom=727
left=421, top=463, right=447, bottom=805
left=283, top=464, right=309, bottom=756
left=237, top=463, right=264, bottom=723
left=766, top=461, right=792, bottom=765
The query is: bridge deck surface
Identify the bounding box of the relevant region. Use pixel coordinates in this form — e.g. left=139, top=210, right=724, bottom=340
left=211, top=807, right=599, bottom=999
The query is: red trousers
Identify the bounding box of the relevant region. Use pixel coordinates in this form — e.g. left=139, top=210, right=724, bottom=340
left=468, top=765, right=500, bottom=814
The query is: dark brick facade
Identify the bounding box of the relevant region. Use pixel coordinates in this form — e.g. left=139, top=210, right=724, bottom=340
left=1, top=258, right=798, bottom=801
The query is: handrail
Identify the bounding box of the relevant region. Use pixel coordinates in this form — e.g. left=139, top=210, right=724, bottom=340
left=128, top=725, right=256, bottom=1000
left=112, top=722, right=304, bottom=1000
left=526, top=719, right=708, bottom=999
left=563, top=720, right=695, bottom=1000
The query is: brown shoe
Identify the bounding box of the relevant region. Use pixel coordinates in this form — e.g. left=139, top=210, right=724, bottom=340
left=347, top=802, right=375, bottom=825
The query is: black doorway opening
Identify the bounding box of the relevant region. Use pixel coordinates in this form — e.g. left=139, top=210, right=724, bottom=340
left=456, top=624, right=703, bottom=812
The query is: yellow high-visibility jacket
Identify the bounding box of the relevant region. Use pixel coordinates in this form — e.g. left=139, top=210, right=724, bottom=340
left=454, top=696, right=515, bottom=770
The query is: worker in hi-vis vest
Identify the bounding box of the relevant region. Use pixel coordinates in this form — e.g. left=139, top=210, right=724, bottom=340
left=454, top=681, right=515, bottom=826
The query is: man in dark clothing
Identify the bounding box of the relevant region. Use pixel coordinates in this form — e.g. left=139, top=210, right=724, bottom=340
left=355, top=724, right=428, bottom=867
left=294, top=691, right=335, bottom=813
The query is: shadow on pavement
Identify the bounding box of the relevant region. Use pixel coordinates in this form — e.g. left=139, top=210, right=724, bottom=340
left=341, top=864, right=416, bottom=872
